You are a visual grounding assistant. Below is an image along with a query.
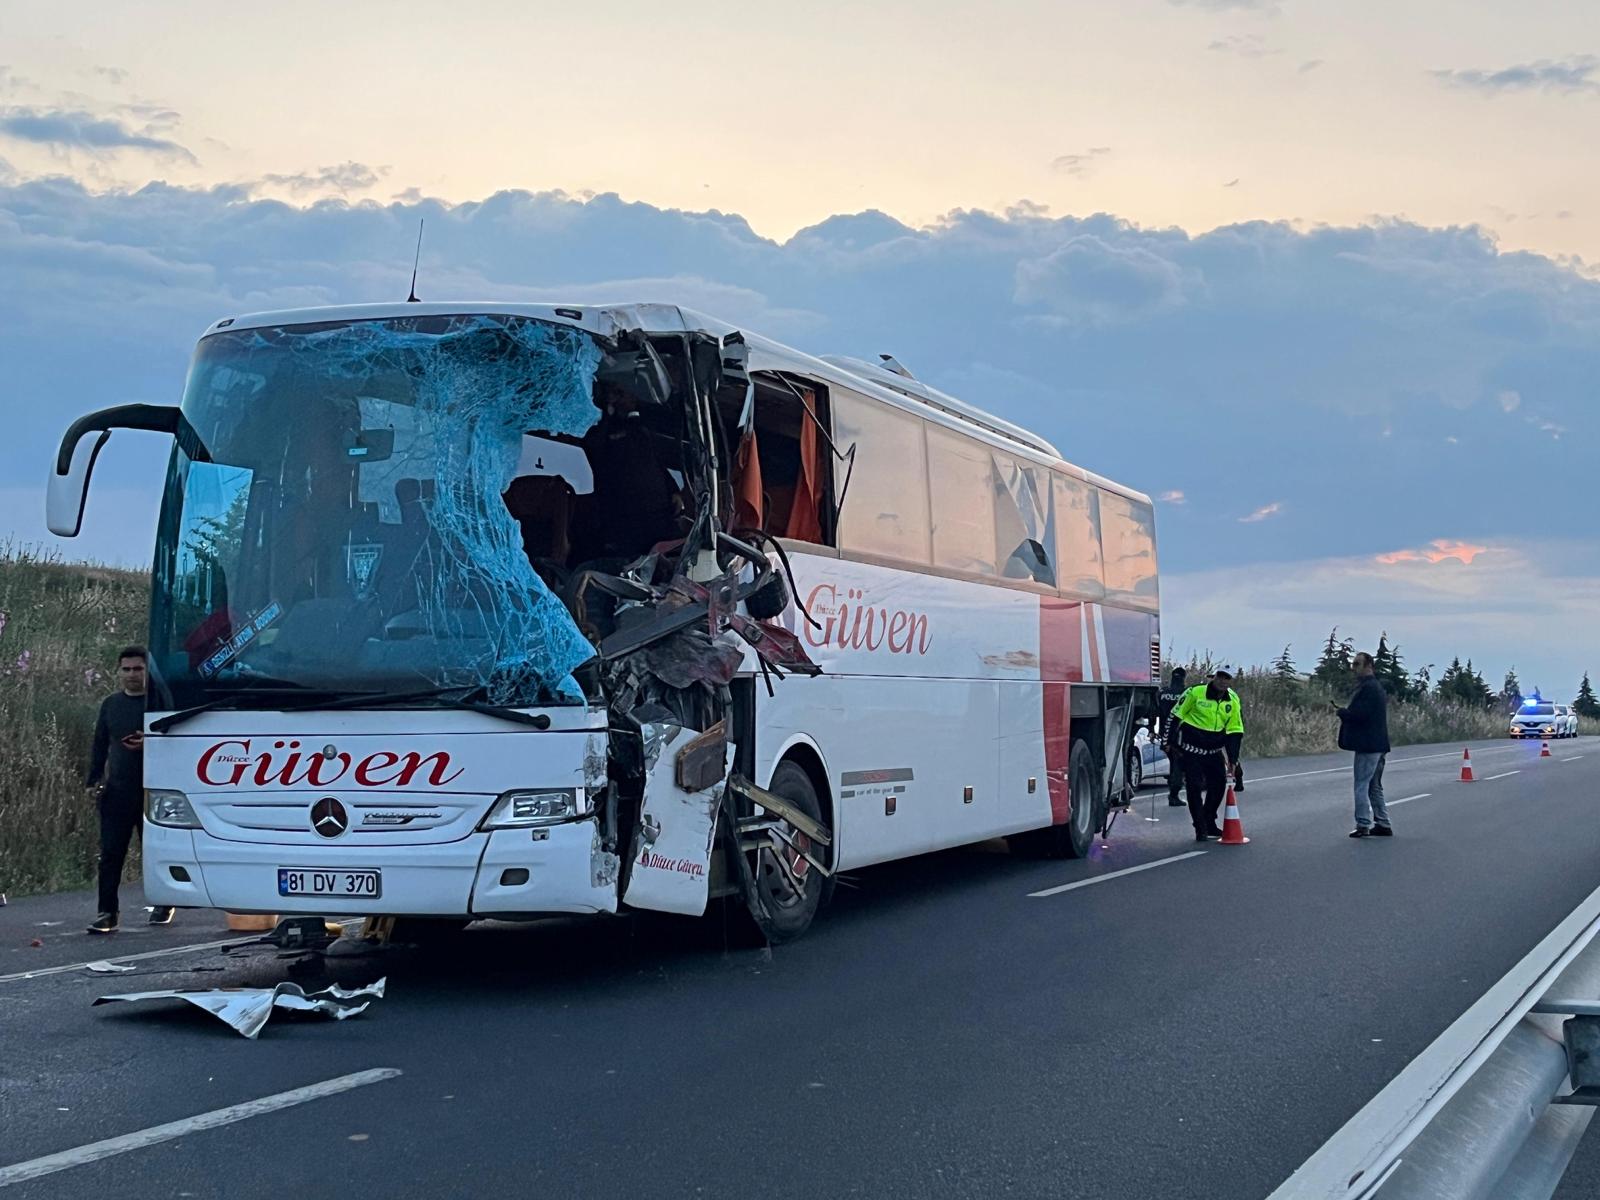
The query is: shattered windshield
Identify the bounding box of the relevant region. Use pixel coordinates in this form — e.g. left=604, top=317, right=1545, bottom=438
left=150, top=314, right=605, bottom=708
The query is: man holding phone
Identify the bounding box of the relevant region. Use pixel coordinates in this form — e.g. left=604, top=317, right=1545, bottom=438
left=85, top=646, right=174, bottom=933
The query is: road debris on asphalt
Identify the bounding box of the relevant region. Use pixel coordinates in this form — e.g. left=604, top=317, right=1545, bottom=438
left=92, top=977, right=387, bottom=1039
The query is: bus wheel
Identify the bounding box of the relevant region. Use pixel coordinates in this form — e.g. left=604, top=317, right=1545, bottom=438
left=1128, top=751, right=1143, bottom=792
left=1041, top=740, right=1098, bottom=859
left=741, top=760, right=828, bottom=945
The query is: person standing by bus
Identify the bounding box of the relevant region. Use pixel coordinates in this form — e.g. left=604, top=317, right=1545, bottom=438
left=84, top=647, right=175, bottom=933
left=1158, top=666, right=1188, bottom=806
left=1172, top=666, right=1245, bottom=842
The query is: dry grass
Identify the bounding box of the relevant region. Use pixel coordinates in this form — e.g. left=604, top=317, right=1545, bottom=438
left=0, top=543, right=149, bottom=895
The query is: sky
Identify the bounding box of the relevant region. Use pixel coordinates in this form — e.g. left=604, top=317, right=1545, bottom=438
left=1, top=0, right=1596, bottom=697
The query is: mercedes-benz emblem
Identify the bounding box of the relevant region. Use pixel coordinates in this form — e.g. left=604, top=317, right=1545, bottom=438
left=310, top=797, right=349, bottom=838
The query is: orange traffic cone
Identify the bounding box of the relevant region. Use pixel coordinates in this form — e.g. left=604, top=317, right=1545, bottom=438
left=1460, top=748, right=1475, bottom=782
left=1541, top=740, right=1552, bottom=758
left=1219, top=784, right=1250, bottom=845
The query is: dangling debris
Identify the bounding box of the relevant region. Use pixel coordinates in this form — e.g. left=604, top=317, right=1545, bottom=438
left=93, top=978, right=386, bottom=1039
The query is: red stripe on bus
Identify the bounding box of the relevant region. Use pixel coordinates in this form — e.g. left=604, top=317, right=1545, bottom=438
left=1039, top=599, right=1083, bottom=825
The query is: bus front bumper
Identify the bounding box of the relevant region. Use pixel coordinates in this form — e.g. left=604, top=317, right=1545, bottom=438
left=142, top=820, right=620, bottom=917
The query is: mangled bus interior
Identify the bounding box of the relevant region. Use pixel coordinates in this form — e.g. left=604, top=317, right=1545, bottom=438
left=151, top=312, right=832, bottom=714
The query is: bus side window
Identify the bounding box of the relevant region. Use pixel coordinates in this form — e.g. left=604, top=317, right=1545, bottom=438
left=990, top=453, right=1056, bottom=586
left=927, top=425, right=997, bottom=576
left=832, top=391, right=931, bottom=565
left=1100, top=491, right=1159, bottom=611
left=1053, top=473, right=1106, bottom=600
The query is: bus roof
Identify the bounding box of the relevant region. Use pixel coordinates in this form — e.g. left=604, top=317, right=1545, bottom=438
left=198, top=300, right=1150, bottom=506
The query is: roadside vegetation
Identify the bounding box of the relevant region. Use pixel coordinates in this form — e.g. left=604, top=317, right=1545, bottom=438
left=0, top=544, right=149, bottom=897
left=3, top=549, right=1596, bottom=895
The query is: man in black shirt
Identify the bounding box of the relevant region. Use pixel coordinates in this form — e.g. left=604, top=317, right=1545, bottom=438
left=84, top=646, right=173, bottom=933
left=1157, top=667, right=1187, bottom=806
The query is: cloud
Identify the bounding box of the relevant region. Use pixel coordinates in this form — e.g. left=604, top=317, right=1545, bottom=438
left=1160, top=490, right=1188, bottom=504
left=0, top=179, right=1595, bottom=626
left=254, top=161, right=389, bottom=196
left=1051, top=147, right=1112, bottom=178
left=1376, top=539, right=1494, bottom=565
left=0, top=106, right=195, bottom=162
left=1164, top=539, right=1600, bottom=694
left=92, top=66, right=130, bottom=87
left=1167, top=0, right=1279, bottom=11
left=1239, top=502, right=1284, bottom=523
left=1223, top=178, right=1241, bottom=188
left=1498, top=389, right=1522, bottom=412
left=1208, top=35, right=1280, bottom=58
left=1299, top=59, right=1325, bottom=73
left=392, top=186, right=424, bottom=203
left=1014, top=233, right=1188, bottom=323
left=1433, top=55, right=1600, bottom=95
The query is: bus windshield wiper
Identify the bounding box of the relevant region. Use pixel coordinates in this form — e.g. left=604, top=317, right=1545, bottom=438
left=149, top=681, right=329, bottom=733
left=282, top=685, right=556, bottom=729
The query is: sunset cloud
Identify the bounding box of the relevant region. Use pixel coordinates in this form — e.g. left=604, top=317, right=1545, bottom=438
left=1376, top=539, right=1494, bottom=565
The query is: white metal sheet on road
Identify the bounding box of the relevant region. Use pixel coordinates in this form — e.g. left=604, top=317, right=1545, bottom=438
left=0, top=1068, right=403, bottom=1188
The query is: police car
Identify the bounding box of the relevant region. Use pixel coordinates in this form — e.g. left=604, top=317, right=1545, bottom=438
left=1510, top=700, right=1576, bottom=739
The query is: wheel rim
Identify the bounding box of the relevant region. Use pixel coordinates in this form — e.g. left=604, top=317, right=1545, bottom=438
left=755, top=824, right=812, bottom=912
left=1130, top=755, right=1142, bottom=789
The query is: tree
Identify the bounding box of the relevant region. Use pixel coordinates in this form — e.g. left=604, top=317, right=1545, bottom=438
left=1373, top=632, right=1412, bottom=699
left=1272, top=645, right=1296, bottom=682
left=1576, top=673, right=1600, bottom=721
left=1314, top=627, right=1355, bottom=694
left=1500, top=667, right=1523, bottom=715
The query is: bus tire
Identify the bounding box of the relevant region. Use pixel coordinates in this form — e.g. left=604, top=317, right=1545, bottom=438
left=744, top=571, right=791, bottom=620
left=1041, top=739, right=1099, bottom=859
left=739, top=760, right=827, bottom=945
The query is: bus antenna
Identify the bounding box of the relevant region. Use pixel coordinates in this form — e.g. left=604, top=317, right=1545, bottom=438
left=406, top=219, right=425, bottom=303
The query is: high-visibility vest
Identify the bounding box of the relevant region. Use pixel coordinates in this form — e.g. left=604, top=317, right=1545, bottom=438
left=1173, top=685, right=1245, bottom=735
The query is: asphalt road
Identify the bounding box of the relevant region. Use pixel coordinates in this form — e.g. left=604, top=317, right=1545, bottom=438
left=2, top=736, right=1598, bottom=1199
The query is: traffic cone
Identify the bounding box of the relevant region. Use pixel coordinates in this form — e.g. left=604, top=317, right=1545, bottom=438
left=1219, top=784, right=1250, bottom=845
left=1541, top=740, right=1552, bottom=758
left=1460, top=748, right=1475, bottom=782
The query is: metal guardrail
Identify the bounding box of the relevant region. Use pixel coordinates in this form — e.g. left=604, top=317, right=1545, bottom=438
left=1270, top=882, right=1600, bottom=1200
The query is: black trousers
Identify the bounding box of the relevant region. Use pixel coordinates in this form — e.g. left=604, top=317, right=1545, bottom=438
left=1166, top=745, right=1185, bottom=801
left=97, top=786, right=142, bottom=915
left=1183, top=752, right=1228, bottom=834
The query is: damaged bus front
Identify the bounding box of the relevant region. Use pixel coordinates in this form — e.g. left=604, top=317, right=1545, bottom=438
left=48, top=305, right=827, bottom=941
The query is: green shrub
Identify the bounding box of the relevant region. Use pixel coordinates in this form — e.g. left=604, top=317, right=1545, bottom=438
left=0, top=543, right=149, bottom=895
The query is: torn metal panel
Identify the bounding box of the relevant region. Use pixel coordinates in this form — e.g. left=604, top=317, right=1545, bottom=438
left=622, top=726, right=732, bottom=917
left=93, top=978, right=386, bottom=1039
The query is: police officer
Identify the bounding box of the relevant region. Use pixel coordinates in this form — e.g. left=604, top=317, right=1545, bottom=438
left=1158, top=667, right=1188, bottom=806
left=1171, top=665, right=1245, bottom=843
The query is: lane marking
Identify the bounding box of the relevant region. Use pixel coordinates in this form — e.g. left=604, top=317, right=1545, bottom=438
left=1030, top=850, right=1207, bottom=898
left=1247, top=746, right=1519, bottom=786
left=1386, top=794, right=1430, bottom=807
left=1484, top=771, right=1521, bottom=781
left=1269, top=879, right=1600, bottom=1199
left=0, top=1068, right=402, bottom=1188
left=0, top=935, right=258, bottom=986
left=1563, top=756, right=1585, bottom=763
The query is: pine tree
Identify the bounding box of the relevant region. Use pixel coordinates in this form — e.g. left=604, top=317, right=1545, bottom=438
left=1314, top=627, right=1356, bottom=693
left=1576, top=673, right=1600, bottom=721
left=1500, top=667, right=1523, bottom=715
left=1372, top=632, right=1411, bottom=699
left=1272, top=645, right=1296, bottom=682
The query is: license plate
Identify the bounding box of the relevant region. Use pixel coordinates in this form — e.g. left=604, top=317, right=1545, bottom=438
left=277, top=868, right=382, bottom=899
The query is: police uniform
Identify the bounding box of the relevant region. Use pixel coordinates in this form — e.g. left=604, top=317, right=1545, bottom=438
left=1172, top=676, right=1245, bottom=841
left=1157, top=671, right=1188, bottom=805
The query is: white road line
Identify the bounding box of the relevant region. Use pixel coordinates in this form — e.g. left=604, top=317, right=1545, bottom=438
left=1386, top=793, right=1430, bottom=806
left=0, top=1068, right=402, bottom=1188
left=1563, top=756, right=1585, bottom=763
left=1247, top=746, right=1517, bottom=786
left=1484, top=770, right=1521, bottom=781
left=1030, top=850, right=1207, bottom=898
left=0, top=935, right=258, bottom=985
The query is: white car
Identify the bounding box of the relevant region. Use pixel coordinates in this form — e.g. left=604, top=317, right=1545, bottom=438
left=1129, top=726, right=1172, bottom=789
left=1510, top=702, right=1575, bottom=739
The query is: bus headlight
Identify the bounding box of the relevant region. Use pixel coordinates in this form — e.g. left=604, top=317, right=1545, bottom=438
left=146, top=789, right=200, bottom=828
left=480, top=788, right=585, bottom=829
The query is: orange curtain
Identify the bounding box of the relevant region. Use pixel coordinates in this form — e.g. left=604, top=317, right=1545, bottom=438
left=785, top=389, right=824, bottom=544
left=732, top=423, right=764, bottom=533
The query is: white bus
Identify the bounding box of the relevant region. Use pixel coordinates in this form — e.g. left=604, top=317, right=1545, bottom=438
left=48, top=302, right=1160, bottom=943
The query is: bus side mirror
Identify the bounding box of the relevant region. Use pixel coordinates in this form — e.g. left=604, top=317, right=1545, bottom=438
left=47, top=428, right=110, bottom=537
left=47, top=404, right=185, bottom=537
